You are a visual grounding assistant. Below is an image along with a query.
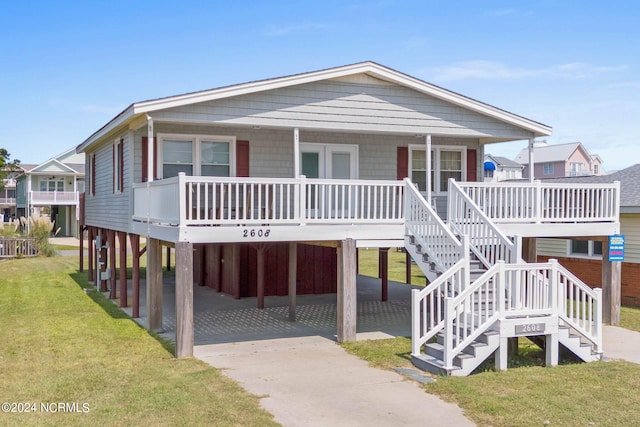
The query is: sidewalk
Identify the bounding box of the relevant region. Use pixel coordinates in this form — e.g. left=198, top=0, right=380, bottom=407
left=602, top=325, right=640, bottom=364
left=195, top=335, right=474, bottom=427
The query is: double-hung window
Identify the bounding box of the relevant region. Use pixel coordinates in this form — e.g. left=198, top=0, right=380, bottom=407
left=40, top=178, right=64, bottom=192
left=409, top=145, right=465, bottom=193
left=159, top=134, right=235, bottom=179
left=543, top=163, right=554, bottom=175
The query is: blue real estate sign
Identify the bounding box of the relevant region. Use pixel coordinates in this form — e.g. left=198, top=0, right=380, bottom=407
left=608, top=235, right=625, bottom=262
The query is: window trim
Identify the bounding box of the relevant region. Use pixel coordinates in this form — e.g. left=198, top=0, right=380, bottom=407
left=157, top=133, right=236, bottom=179
left=409, top=145, right=466, bottom=194
left=567, top=239, right=603, bottom=259
left=113, top=138, right=124, bottom=194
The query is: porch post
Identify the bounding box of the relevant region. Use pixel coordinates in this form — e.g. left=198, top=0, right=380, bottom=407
left=288, top=242, right=297, bottom=321
left=602, top=238, right=621, bottom=325
left=405, top=250, right=412, bottom=285
left=130, top=234, right=141, bottom=318
left=87, top=227, right=94, bottom=283
left=118, top=231, right=128, bottom=308
left=175, top=241, right=194, bottom=358
left=147, top=115, right=155, bottom=183
left=522, top=237, right=537, bottom=263
left=109, top=229, right=117, bottom=299
left=528, top=138, right=535, bottom=182
left=256, top=244, right=266, bottom=309
left=146, top=237, right=163, bottom=332
left=425, top=134, right=432, bottom=202
left=380, top=247, right=389, bottom=301
left=337, top=238, right=357, bottom=342
left=293, top=127, right=300, bottom=177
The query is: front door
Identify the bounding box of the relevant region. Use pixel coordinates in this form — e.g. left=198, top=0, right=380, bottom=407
left=300, top=143, right=358, bottom=218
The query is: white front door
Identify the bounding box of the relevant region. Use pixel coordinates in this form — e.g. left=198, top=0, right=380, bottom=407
left=300, top=143, right=358, bottom=179
left=300, top=143, right=358, bottom=218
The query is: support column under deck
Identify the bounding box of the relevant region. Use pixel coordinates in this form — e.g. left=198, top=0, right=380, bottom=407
left=337, top=238, right=357, bottom=342
left=118, top=231, right=127, bottom=308
left=175, top=241, right=194, bottom=358
left=130, top=234, right=141, bottom=318
left=146, top=238, right=163, bottom=332
left=602, top=238, right=621, bottom=325
left=380, top=248, right=389, bottom=301
left=288, top=242, right=297, bottom=321
left=109, top=230, right=117, bottom=299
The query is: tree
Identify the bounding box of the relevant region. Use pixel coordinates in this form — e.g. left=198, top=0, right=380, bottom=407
left=0, top=148, right=21, bottom=191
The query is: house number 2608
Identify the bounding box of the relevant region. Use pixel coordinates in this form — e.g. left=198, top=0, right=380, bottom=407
left=242, top=228, right=271, bottom=238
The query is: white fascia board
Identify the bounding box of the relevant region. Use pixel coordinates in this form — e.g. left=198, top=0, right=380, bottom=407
left=30, top=159, right=77, bottom=174
left=364, top=67, right=552, bottom=137
left=76, top=105, right=136, bottom=153
left=132, top=62, right=551, bottom=137
left=132, top=63, right=380, bottom=114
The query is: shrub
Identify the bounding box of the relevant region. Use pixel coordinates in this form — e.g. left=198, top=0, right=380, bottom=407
left=25, top=215, right=60, bottom=257
left=0, top=219, right=20, bottom=237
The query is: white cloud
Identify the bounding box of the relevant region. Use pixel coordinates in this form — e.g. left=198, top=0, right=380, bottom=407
left=424, top=60, right=627, bottom=82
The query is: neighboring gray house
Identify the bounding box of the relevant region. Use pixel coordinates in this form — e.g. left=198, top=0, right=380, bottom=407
left=75, top=61, right=619, bottom=375
left=483, top=154, right=524, bottom=182
left=15, top=148, right=85, bottom=237
left=536, top=164, right=640, bottom=307
left=514, top=141, right=603, bottom=178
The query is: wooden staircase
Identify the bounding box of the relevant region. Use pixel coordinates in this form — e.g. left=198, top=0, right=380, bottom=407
left=404, top=179, right=603, bottom=376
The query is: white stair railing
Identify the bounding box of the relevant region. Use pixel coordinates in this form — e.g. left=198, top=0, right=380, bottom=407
left=443, top=261, right=504, bottom=369
left=405, top=179, right=464, bottom=272
left=448, top=179, right=519, bottom=267
left=555, top=260, right=603, bottom=352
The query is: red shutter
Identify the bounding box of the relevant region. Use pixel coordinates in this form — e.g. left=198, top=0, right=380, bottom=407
left=119, top=139, right=124, bottom=192
left=141, top=136, right=148, bottom=182
left=112, top=144, right=116, bottom=193
left=141, top=136, right=158, bottom=182
left=397, top=146, right=408, bottom=180
left=91, top=154, right=96, bottom=195
left=236, top=140, right=250, bottom=177
left=467, top=149, right=477, bottom=182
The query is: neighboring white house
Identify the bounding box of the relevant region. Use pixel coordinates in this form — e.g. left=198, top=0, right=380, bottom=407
left=514, top=141, right=603, bottom=179
left=483, top=154, right=524, bottom=182
left=76, top=61, right=619, bottom=375
left=15, top=148, right=85, bottom=237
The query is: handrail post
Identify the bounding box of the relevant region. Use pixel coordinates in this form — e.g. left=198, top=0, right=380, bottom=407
left=462, top=234, right=470, bottom=289
left=178, top=173, right=187, bottom=227
left=498, top=261, right=506, bottom=314
left=613, top=181, right=620, bottom=222
left=595, top=288, right=603, bottom=353
left=512, top=235, right=522, bottom=264
left=299, top=175, right=306, bottom=226
left=447, top=178, right=456, bottom=225
left=443, top=297, right=454, bottom=369
left=411, top=289, right=420, bottom=355
left=549, top=258, right=558, bottom=315
left=535, top=180, right=543, bottom=223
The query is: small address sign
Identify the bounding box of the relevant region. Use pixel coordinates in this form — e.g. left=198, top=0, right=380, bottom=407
left=242, top=228, right=271, bottom=238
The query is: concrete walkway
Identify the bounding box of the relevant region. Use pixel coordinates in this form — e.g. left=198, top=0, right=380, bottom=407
left=602, top=325, right=640, bottom=364
left=195, top=335, right=474, bottom=427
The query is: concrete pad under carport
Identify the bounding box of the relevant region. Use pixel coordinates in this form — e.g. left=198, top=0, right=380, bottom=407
left=124, top=274, right=475, bottom=426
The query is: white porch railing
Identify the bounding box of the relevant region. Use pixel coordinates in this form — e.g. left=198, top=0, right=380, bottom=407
left=0, top=197, right=16, bottom=205
left=456, top=180, right=620, bottom=224
left=29, top=191, right=79, bottom=205
left=132, top=173, right=405, bottom=226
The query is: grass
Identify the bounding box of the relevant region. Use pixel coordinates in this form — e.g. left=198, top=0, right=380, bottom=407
left=357, top=248, right=427, bottom=286
left=620, top=306, right=640, bottom=332
left=342, top=337, right=640, bottom=427
left=0, top=256, right=277, bottom=426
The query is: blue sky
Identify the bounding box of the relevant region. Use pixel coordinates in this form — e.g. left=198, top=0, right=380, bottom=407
left=1, top=0, right=638, bottom=171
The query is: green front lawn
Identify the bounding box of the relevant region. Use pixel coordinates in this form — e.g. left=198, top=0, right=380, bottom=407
left=0, top=256, right=276, bottom=426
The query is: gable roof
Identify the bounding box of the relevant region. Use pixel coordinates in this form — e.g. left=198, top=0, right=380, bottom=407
left=77, top=61, right=552, bottom=153
left=541, top=164, right=640, bottom=212
left=485, top=154, right=524, bottom=169
left=514, top=142, right=594, bottom=165
left=25, top=147, right=85, bottom=176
